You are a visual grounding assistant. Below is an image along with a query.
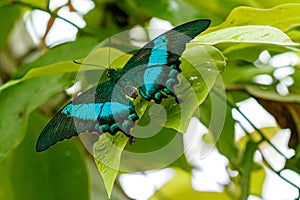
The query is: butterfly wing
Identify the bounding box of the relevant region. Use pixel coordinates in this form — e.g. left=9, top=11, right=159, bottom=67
left=119, top=19, right=211, bottom=103
left=36, top=80, right=138, bottom=152
left=36, top=20, right=210, bottom=151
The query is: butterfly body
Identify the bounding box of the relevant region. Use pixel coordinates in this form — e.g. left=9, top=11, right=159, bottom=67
left=36, top=19, right=211, bottom=152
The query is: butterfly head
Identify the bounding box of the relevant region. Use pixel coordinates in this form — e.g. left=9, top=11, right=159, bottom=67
left=107, top=68, right=122, bottom=80
left=107, top=68, right=117, bottom=77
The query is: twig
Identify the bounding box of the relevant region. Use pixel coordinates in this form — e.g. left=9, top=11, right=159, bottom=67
left=11, top=1, right=95, bottom=36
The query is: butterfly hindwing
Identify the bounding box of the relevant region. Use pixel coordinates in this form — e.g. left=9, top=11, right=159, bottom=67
left=36, top=80, right=138, bottom=152
left=119, top=19, right=211, bottom=103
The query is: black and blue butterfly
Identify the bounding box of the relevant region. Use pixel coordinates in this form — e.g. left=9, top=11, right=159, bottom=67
left=36, top=19, right=211, bottom=152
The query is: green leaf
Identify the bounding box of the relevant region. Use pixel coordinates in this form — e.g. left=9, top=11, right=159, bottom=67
left=0, top=112, right=89, bottom=200
left=285, top=144, right=300, bottom=174
left=249, top=167, right=266, bottom=197
left=0, top=5, right=20, bottom=50
left=197, top=25, right=296, bottom=45
left=0, top=155, right=14, bottom=200
left=150, top=169, right=232, bottom=200
left=198, top=77, right=227, bottom=143
left=20, top=0, right=48, bottom=8
left=288, top=29, right=300, bottom=43
left=86, top=157, right=130, bottom=200
left=223, top=44, right=293, bottom=63
left=240, top=140, right=258, bottom=200
left=246, top=85, right=300, bottom=103
left=122, top=126, right=188, bottom=172
left=239, top=127, right=280, bottom=148
left=16, top=47, right=132, bottom=82
left=15, top=37, right=100, bottom=79
left=93, top=132, right=129, bottom=198
left=290, top=68, right=300, bottom=96
left=215, top=101, right=240, bottom=166
left=0, top=73, right=73, bottom=162
left=207, top=4, right=300, bottom=33
left=197, top=25, right=296, bottom=62
left=149, top=44, right=225, bottom=133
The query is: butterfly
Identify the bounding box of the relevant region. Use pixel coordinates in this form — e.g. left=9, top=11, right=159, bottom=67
left=36, top=19, right=211, bottom=152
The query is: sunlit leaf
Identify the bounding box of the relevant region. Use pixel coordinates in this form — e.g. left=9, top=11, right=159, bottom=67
left=19, top=47, right=131, bottom=81
left=207, top=4, right=300, bottom=33
left=86, top=156, right=130, bottom=200
left=249, top=167, right=266, bottom=197
left=197, top=25, right=296, bottom=45
left=238, top=126, right=281, bottom=149
left=17, top=0, right=48, bottom=8
left=196, top=25, right=297, bottom=62
left=93, top=132, right=129, bottom=198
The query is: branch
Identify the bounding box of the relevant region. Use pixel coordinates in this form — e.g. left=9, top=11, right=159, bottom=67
left=11, top=1, right=95, bottom=37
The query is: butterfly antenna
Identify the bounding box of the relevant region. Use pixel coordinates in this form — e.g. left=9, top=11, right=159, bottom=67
left=108, top=36, right=112, bottom=69
left=73, top=60, right=106, bottom=69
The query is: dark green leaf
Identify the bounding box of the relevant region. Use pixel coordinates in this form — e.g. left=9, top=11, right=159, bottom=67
left=0, top=73, right=74, bottom=161
left=216, top=101, right=240, bottom=166
left=0, top=156, right=14, bottom=199
left=122, top=126, right=187, bottom=172
left=285, top=144, right=300, bottom=174
left=0, top=6, right=20, bottom=50
left=9, top=112, right=89, bottom=200
left=222, top=61, right=273, bottom=86
left=240, top=140, right=258, bottom=200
